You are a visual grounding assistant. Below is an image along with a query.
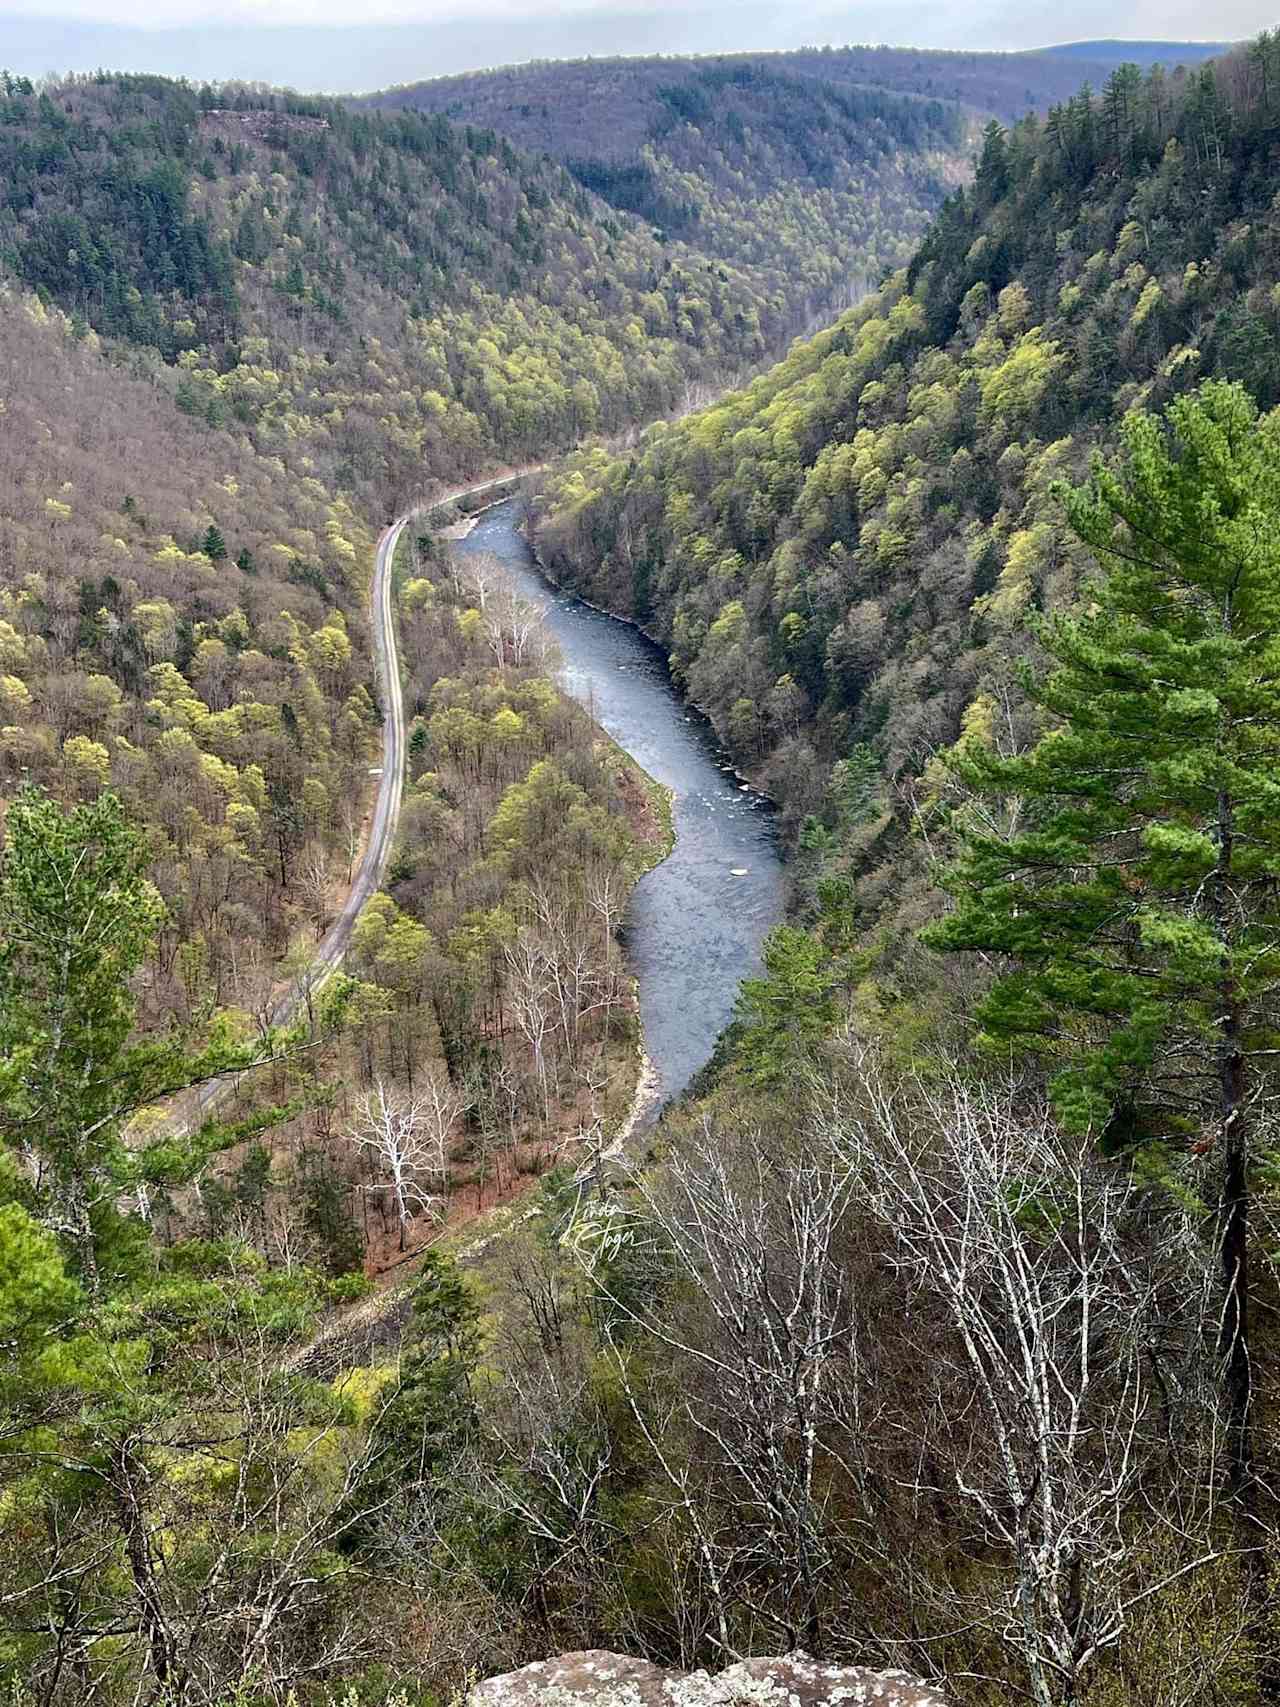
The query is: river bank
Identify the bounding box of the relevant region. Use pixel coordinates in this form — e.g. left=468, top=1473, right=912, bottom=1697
left=454, top=499, right=786, bottom=1110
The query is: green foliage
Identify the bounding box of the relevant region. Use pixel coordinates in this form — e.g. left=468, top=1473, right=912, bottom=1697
left=0, top=786, right=280, bottom=1289
left=337, top=1252, right=478, bottom=1548
left=539, top=40, right=1280, bottom=838
left=0, top=71, right=838, bottom=489
left=735, top=925, right=839, bottom=1084
left=0, top=1202, right=81, bottom=1350
left=926, top=380, right=1280, bottom=1136
left=0, top=786, right=162, bottom=1285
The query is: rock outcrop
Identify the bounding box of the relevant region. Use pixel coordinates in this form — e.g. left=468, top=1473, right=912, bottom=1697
left=468, top=1650, right=949, bottom=1707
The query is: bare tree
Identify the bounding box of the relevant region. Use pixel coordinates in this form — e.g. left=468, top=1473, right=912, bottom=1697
left=463, top=550, right=502, bottom=613
left=297, top=842, right=334, bottom=932
left=352, top=1077, right=455, bottom=1250
left=815, top=1054, right=1226, bottom=1707
left=504, top=933, right=558, bottom=1128
left=464, top=1054, right=521, bottom=1207
left=337, top=794, right=364, bottom=883
left=584, top=1119, right=858, bottom=1653
left=465, top=1362, right=625, bottom=1648
left=418, top=1066, right=468, bottom=1211
left=585, top=863, right=625, bottom=965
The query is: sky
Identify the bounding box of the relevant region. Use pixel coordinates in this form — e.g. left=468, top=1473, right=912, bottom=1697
left=1, top=0, right=1268, bottom=37
left=0, top=0, right=1265, bottom=92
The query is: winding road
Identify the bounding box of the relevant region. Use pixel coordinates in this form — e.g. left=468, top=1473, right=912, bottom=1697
left=296, top=510, right=408, bottom=1005
left=325, top=470, right=541, bottom=1002
left=178, top=471, right=533, bottom=1129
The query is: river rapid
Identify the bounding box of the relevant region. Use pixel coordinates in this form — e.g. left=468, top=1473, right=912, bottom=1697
left=454, top=499, right=786, bottom=1112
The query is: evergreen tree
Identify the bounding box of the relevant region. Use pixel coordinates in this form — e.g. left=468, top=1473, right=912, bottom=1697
left=201, top=522, right=227, bottom=562
left=973, top=118, right=1009, bottom=207
left=1101, top=62, right=1143, bottom=158
left=925, top=379, right=1280, bottom=1671
left=0, top=787, right=275, bottom=1291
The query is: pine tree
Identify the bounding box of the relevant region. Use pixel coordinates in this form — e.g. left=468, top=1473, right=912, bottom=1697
left=0, top=787, right=276, bottom=1291
left=202, top=522, right=227, bottom=562
left=973, top=119, right=1009, bottom=207
left=1101, top=62, right=1142, bottom=159
left=925, top=379, right=1280, bottom=1673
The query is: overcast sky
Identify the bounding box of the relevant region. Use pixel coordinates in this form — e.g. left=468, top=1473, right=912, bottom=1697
left=1, top=0, right=1267, bottom=39
left=0, top=0, right=1267, bottom=92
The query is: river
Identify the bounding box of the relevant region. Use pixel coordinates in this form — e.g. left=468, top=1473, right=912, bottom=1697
left=454, top=499, right=787, bottom=1112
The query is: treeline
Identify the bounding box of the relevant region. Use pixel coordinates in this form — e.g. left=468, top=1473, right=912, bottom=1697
left=0, top=71, right=802, bottom=521
left=367, top=38, right=1225, bottom=149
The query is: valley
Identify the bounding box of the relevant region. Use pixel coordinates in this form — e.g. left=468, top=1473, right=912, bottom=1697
left=3, top=25, right=1280, bottom=1707
left=456, top=498, right=785, bottom=1109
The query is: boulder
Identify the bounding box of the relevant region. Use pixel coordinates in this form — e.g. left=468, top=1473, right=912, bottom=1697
left=468, top=1649, right=949, bottom=1707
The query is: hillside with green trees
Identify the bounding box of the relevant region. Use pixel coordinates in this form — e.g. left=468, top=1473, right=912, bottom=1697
left=368, top=39, right=1227, bottom=144
left=0, top=311, right=671, bottom=1707
left=0, top=72, right=802, bottom=500
left=12, top=29, right=1280, bottom=1707
left=0, top=63, right=778, bottom=1036
left=367, top=43, right=1226, bottom=333
left=0, top=62, right=971, bottom=1054
left=515, top=38, right=1280, bottom=1705
left=538, top=43, right=1280, bottom=837
left=369, top=56, right=969, bottom=329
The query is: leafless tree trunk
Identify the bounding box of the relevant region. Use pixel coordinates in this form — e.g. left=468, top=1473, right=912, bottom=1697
left=352, top=1076, right=456, bottom=1249
left=585, top=1119, right=858, bottom=1653
left=504, top=933, right=558, bottom=1128
left=814, top=1053, right=1225, bottom=1706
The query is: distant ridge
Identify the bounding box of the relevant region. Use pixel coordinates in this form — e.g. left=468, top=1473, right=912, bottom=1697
left=362, top=38, right=1229, bottom=147
left=1036, top=38, right=1231, bottom=65
left=0, top=12, right=1231, bottom=98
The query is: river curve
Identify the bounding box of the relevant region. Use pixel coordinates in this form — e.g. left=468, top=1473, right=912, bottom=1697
left=454, top=499, right=786, bottom=1111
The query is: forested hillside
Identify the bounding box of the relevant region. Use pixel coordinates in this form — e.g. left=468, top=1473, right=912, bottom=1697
left=0, top=63, right=972, bottom=1036
left=0, top=65, right=778, bottom=1022
left=512, top=42, right=1280, bottom=1707
left=0, top=72, right=800, bottom=501
left=12, top=31, right=1280, bottom=1707
left=539, top=45, right=1280, bottom=840
left=367, top=43, right=1228, bottom=327
left=369, top=39, right=1226, bottom=141
left=369, top=58, right=967, bottom=326
left=0, top=285, right=384, bottom=1023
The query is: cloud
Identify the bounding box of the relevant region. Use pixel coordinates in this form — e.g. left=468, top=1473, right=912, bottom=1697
left=0, top=0, right=1262, bottom=94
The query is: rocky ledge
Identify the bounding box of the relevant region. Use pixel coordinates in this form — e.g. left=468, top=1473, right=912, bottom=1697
left=468, top=1651, right=949, bottom=1707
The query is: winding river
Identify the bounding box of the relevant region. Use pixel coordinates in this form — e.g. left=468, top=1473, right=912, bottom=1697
left=455, top=500, right=786, bottom=1112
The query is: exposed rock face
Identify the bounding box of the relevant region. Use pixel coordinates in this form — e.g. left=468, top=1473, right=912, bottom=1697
left=468, top=1650, right=949, bottom=1707
left=202, top=110, right=331, bottom=139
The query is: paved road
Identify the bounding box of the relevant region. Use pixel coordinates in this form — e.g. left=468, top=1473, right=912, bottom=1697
left=180, top=513, right=408, bottom=1125
left=289, top=510, right=408, bottom=1004
left=177, top=469, right=539, bottom=1131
